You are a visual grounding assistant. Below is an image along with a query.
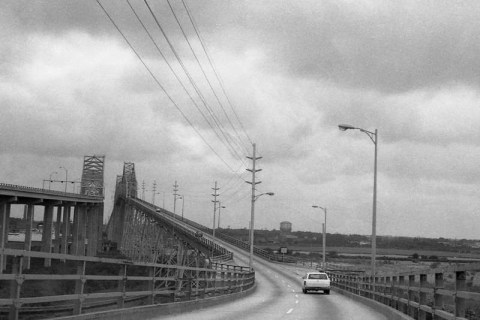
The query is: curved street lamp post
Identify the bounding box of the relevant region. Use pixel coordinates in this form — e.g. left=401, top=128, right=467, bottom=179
left=338, top=124, right=378, bottom=282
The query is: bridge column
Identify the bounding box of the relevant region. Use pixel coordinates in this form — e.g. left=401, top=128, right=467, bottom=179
left=408, top=274, right=416, bottom=318
left=399, top=275, right=405, bottom=313
left=0, top=202, right=11, bottom=273
left=455, top=271, right=466, bottom=318
left=418, top=273, right=427, bottom=320
left=54, top=206, right=62, bottom=253
left=61, top=205, right=71, bottom=256
left=391, top=276, right=397, bottom=308
left=42, top=205, right=54, bottom=267
left=432, top=272, right=444, bottom=319
left=23, top=204, right=34, bottom=270
left=86, top=206, right=96, bottom=256
left=72, top=205, right=87, bottom=256
left=96, top=204, right=104, bottom=253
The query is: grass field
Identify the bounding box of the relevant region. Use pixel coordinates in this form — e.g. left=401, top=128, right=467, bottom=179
left=257, top=244, right=480, bottom=260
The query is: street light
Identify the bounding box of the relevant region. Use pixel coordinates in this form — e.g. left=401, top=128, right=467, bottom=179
left=59, top=166, right=68, bottom=193
left=218, top=203, right=226, bottom=229
left=338, top=123, right=378, bottom=281
left=42, top=171, right=58, bottom=189
left=312, top=205, right=327, bottom=270
left=249, top=191, right=274, bottom=270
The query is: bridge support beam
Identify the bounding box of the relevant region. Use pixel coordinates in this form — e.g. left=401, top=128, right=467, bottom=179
left=86, top=204, right=102, bottom=256
left=54, top=206, right=62, bottom=253
left=72, top=205, right=87, bottom=256
left=61, top=205, right=71, bottom=256
left=42, top=205, right=54, bottom=267
left=23, top=204, right=34, bottom=270
left=0, top=202, right=11, bottom=273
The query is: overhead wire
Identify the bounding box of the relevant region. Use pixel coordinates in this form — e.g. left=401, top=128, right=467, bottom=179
left=96, top=0, right=242, bottom=176
left=166, top=0, right=250, bottom=156
left=181, top=0, right=253, bottom=149
left=126, top=0, right=240, bottom=164
left=143, top=0, right=247, bottom=165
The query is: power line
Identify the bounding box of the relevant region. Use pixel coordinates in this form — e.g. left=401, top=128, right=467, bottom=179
left=143, top=0, right=246, bottom=164
left=96, top=0, right=242, bottom=176
left=126, top=0, right=239, bottom=162
left=166, top=0, right=249, bottom=156
left=181, top=0, right=253, bottom=148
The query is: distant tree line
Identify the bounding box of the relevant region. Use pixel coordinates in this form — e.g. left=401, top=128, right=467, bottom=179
left=219, top=228, right=479, bottom=253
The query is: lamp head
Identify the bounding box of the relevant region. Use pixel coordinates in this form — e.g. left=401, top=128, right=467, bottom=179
left=338, top=124, right=356, bottom=131
left=266, top=192, right=274, bottom=196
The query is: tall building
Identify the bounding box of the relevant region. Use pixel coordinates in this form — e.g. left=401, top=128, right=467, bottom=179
left=280, top=221, right=292, bottom=233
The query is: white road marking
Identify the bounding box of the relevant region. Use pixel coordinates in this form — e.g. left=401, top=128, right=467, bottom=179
left=287, top=308, right=294, bottom=314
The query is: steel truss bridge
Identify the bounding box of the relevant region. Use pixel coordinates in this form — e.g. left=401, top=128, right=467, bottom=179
left=1, top=156, right=480, bottom=320
left=0, top=157, right=253, bottom=320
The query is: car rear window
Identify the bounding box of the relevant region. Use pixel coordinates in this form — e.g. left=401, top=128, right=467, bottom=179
left=308, top=273, right=328, bottom=280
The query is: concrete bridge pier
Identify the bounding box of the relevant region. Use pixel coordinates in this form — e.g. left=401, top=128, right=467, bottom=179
left=86, top=204, right=103, bottom=256
left=54, top=206, right=62, bottom=253
left=42, top=204, right=54, bottom=267
left=0, top=202, right=12, bottom=273
left=61, top=205, right=71, bottom=256
left=23, top=204, right=34, bottom=269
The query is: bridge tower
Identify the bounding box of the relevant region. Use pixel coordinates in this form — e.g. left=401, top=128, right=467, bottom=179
left=80, top=155, right=105, bottom=197
left=72, top=155, right=105, bottom=256
left=106, top=162, right=213, bottom=287
left=106, top=162, right=137, bottom=247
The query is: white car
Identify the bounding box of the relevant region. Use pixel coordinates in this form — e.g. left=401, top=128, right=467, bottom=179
left=302, top=272, right=330, bottom=294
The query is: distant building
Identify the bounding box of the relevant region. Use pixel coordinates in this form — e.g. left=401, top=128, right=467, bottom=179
left=280, top=221, right=292, bottom=233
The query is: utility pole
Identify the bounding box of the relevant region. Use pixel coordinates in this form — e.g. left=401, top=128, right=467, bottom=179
left=246, top=143, right=262, bottom=270
left=211, top=181, right=219, bottom=240
left=141, top=180, right=146, bottom=200
left=173, top=181, right=179, bottom=217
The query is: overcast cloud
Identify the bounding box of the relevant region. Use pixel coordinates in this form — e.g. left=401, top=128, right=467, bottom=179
left=2, top=0, right=480, bottom=239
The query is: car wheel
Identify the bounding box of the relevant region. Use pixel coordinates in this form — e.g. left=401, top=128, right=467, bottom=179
left=324, top=290, right=330, bottom=295
left=302, top=289, right=307, bottom=294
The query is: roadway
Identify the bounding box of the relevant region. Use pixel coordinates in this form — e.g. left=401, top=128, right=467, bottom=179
left=148, top=236, right=388, bottom=320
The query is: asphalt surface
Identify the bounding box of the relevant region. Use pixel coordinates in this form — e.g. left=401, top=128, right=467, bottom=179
left=149, top=239, right=388, bottom=320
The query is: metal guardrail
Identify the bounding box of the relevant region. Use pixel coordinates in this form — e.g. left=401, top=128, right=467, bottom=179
left=328, top=263, right=480, bottom=320
left=0, top=248, right=254, bottom=320
left=0, top=183, right=103, bottom=201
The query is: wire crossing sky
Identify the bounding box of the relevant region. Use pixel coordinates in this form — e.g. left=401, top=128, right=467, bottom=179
left=2, top=0, right=480, bottom=239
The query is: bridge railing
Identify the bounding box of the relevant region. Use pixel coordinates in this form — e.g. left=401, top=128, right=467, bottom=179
left=328, top=262, right=480, bottom=320
left=171, top=214, right=300, bottom=264
left=129, top=198, right=233, bottom=261
left=0, top=248, right=254, bottom=320
left=0, top=183, right=103, bottom=200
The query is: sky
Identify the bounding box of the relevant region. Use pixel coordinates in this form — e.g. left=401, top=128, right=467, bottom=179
left=2, top=0, right=480, bottom=240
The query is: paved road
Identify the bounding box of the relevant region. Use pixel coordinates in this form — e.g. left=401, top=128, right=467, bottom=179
left=149, top=239, right=387, bottom=320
